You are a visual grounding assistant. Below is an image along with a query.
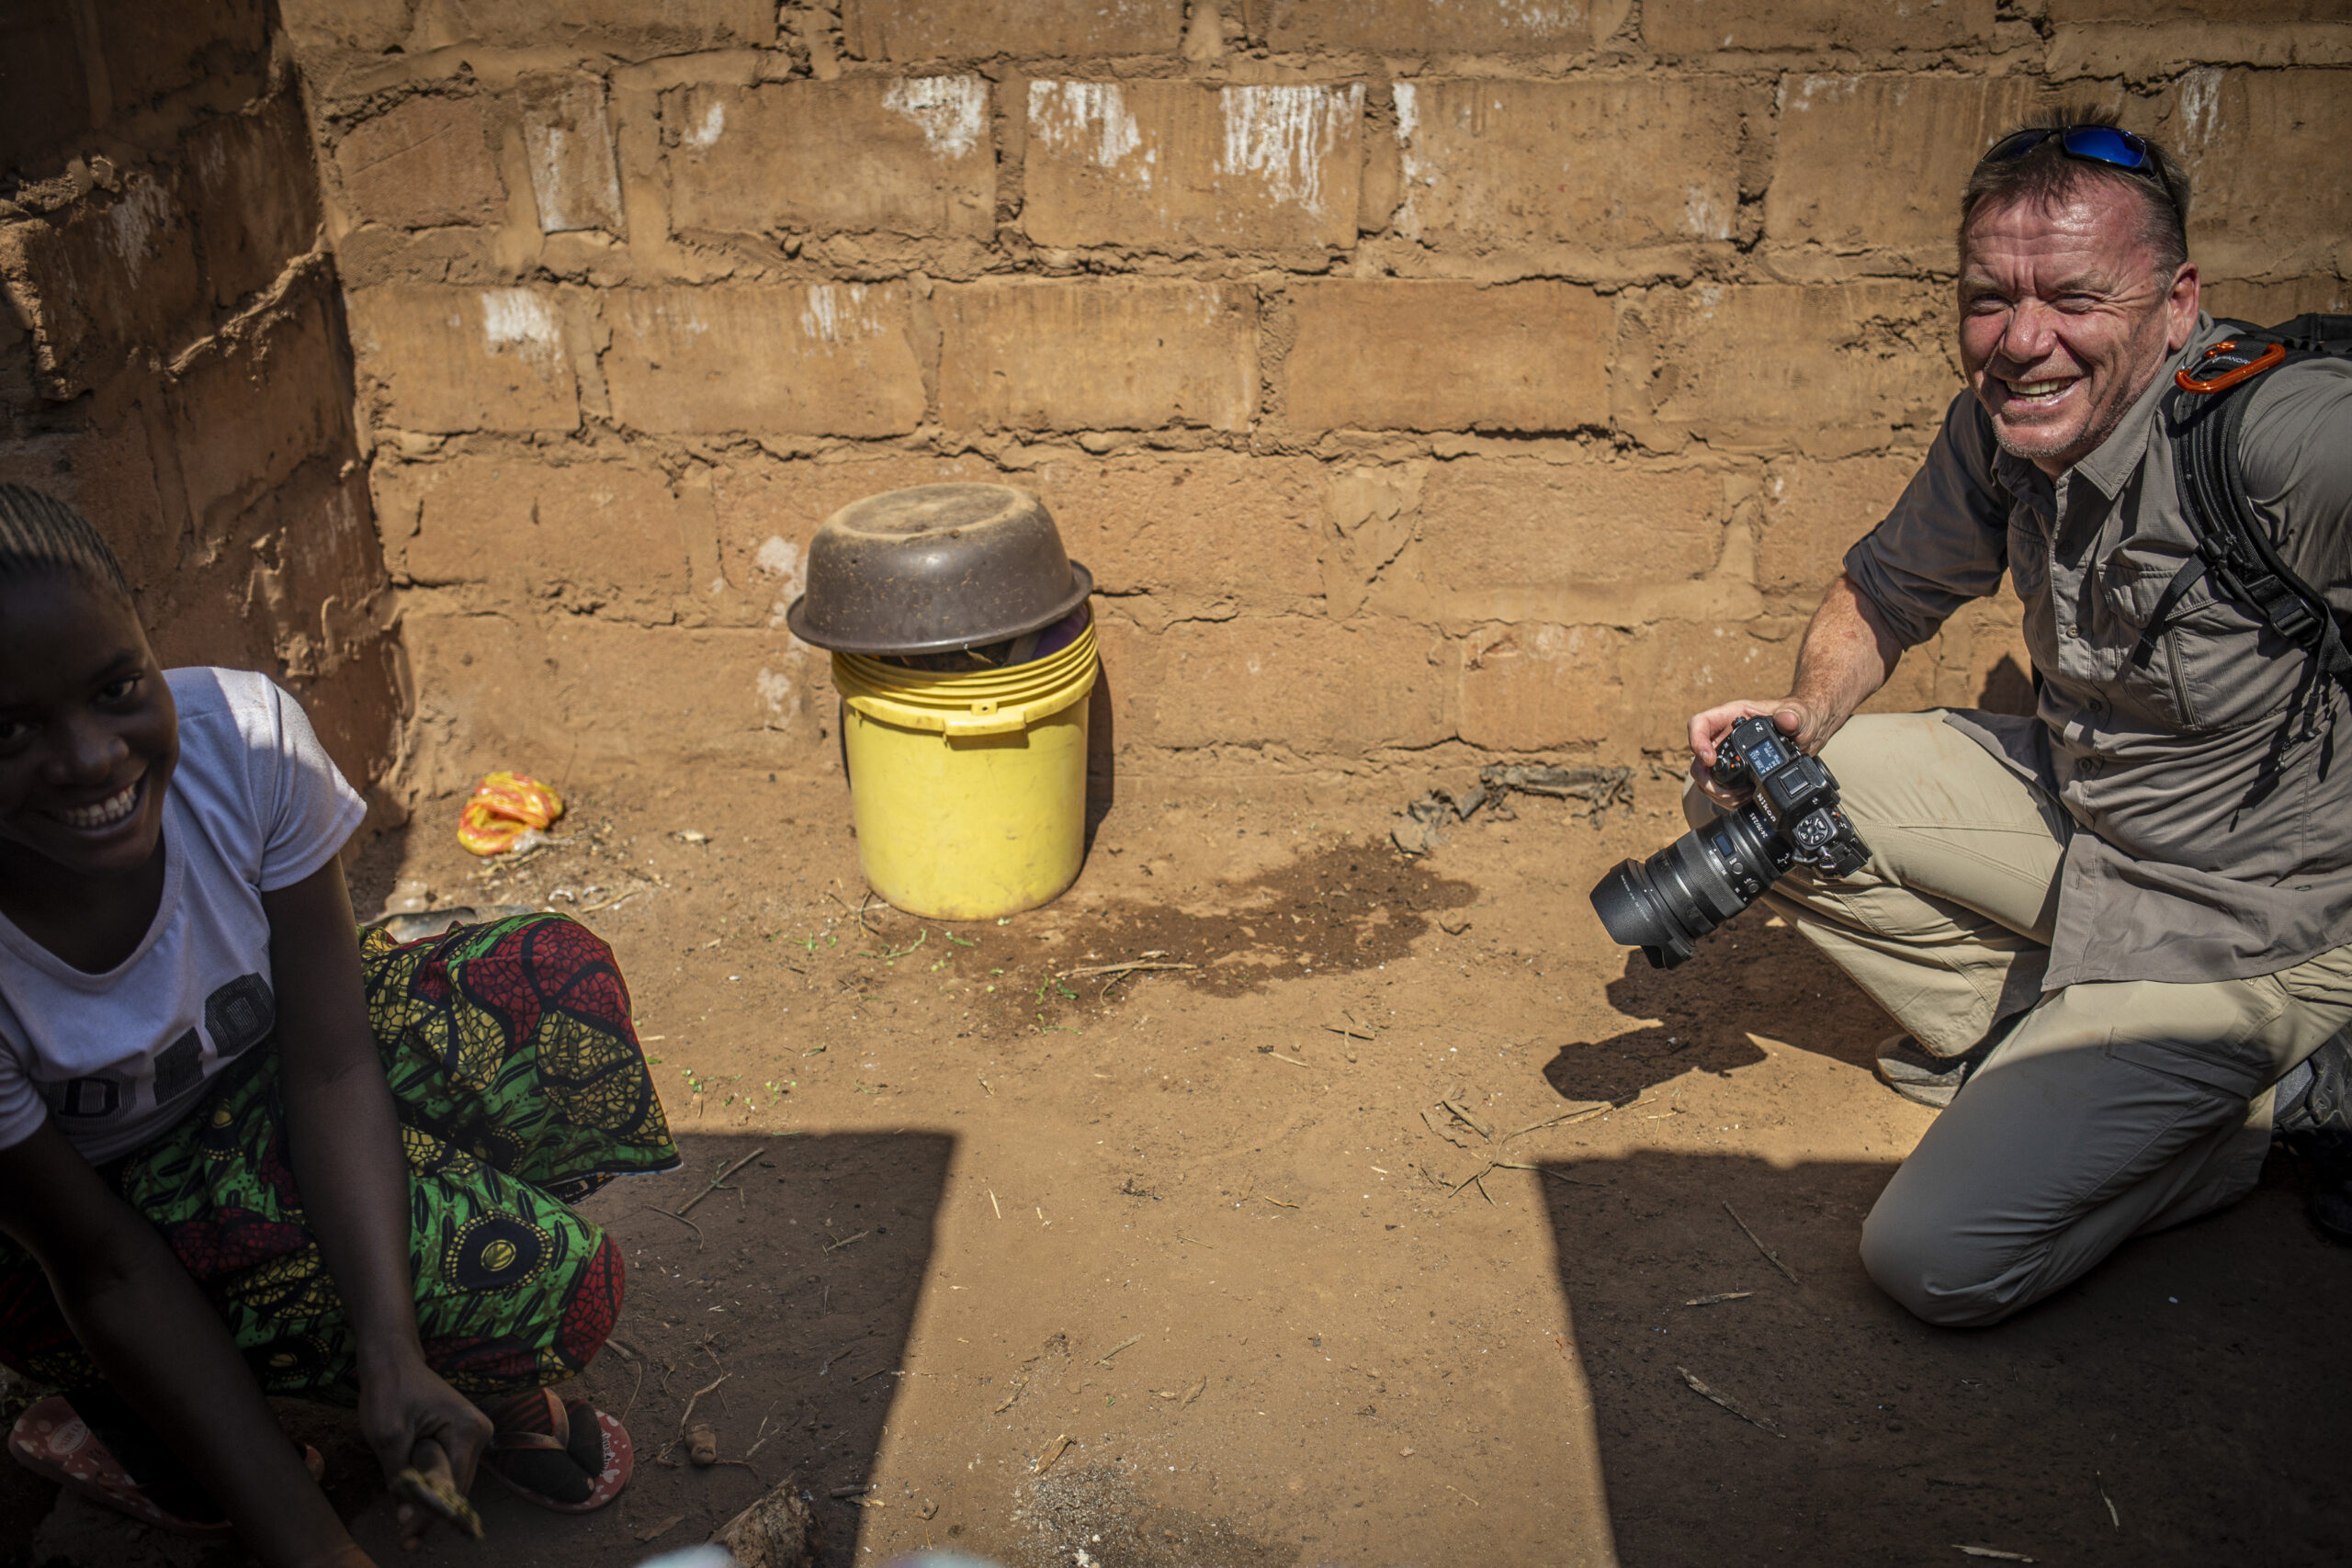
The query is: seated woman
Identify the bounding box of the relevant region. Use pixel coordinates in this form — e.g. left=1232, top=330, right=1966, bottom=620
left=0, top=484, right=677, bottom=1561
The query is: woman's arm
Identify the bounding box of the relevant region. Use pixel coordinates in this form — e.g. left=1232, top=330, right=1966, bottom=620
left=261, top=858, right=490, bottom=1530
left=0, top=1122, right=368, bottom=1567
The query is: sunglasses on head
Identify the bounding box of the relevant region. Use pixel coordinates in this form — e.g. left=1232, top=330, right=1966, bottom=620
left=1982, top=123, right=2157, bottom=175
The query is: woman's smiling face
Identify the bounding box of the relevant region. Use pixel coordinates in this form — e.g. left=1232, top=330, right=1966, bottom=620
left=0, top=575, right=177, bottom=886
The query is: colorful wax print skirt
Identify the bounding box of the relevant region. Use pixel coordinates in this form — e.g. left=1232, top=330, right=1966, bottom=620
left=0, top=913, right=678, bottom=1399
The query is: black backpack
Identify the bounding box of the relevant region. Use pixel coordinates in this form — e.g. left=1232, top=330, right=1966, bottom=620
left=2135, top=314, right=2352, bottom=743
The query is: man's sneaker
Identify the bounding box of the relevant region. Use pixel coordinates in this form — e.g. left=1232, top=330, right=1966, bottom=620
left=1873, top=1034, right=1984, bottom=1110
left=2274, top=1032, right=2352, bottom=1245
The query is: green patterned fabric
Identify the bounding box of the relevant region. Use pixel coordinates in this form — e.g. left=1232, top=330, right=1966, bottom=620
left=0, top=913, right=677, bottom=1400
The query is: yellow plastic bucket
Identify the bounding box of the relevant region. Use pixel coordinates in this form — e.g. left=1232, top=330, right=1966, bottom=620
left=832, top=624, right=1098, bottom=920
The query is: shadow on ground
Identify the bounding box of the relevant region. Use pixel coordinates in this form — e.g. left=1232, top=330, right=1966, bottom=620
left=337, top=1131, right=953, bottom=1568
left=1536, top=1146, right=2352, bottom=1567
left=1543, top=910, right=1890, bottom=1106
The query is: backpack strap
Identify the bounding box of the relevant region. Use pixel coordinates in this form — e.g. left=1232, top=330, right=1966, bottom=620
left=2155, top=328, right=2352, bottom=728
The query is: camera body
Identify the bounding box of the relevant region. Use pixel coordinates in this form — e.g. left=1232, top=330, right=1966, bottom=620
left=1589, top=715, right=1870, bottom=969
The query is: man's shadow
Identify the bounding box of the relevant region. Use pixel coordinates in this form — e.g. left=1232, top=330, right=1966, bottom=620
left=337, top=1130, right=953, bottom=1568
left=1543, top=910, right=1893, bottom=1106
left=1533, top=1145, right=2352, bottom=1565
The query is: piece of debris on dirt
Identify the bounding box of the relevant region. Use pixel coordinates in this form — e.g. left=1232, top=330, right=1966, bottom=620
left=1685, top=1292, right=1755, bottom=1307
left=1420, top=1107, right=1475, bottom=1149
left=993, top=1333, right=1071, bottom=1414
left=1723, top=1201, right=1801, bottom=1285
left=1441, top=1098, right=1495, bottom=1139
left=391, top=1464, right=484, bottom=1539
left=1952, top=1549, right=2036, bottom=1562
left=1677, top=1366, right=1784, bottom=1437
left=1477, top=762, right=1634, bottom=826
left=633, top=1513, right=686, bottom=1542
left=1097, top=1333, right=1144, bottom=1366
left=713, top=1483, right=819, bottom=1568
left=687, top=1421, right=719, bottom=1465
left=1395, top=765, right=1635, bottom=853
left=1034, top=1433, right=1076, bottom=1474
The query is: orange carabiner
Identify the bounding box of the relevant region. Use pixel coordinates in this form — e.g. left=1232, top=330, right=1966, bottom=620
left=2177, top=339, right=2285, bottom=394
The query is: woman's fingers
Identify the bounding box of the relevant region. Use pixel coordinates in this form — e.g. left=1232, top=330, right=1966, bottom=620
left=437, top=1401, right=492, bottom=1496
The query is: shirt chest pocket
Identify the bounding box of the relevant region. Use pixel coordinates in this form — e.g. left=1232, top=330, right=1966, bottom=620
left=2097, top=547, right=2277, bottom=732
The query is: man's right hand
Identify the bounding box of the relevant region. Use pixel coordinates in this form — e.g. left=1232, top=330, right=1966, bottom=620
left=1686, top=697, right=1836, bottom=808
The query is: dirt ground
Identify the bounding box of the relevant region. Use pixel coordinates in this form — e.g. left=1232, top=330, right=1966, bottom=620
left=10, top=764, right=2351, bottom=1568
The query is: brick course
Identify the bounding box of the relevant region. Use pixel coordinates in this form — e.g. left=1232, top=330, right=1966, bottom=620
left=603, top=284, right=927, bottom=436
left=935, top=281, right=1257, bottom=433
left=667, top=78, right=995, bottom=240
left=346, top=285, right=582, bottom=433
left=1285, top=281, right=1612, bottom=434
left=1390, top=78, right=1750, bottom=265
left=843, top=0, right=1183, bottom=60
left=1023, top=81, right=1363, bottom=253
left=334, top=97, right=504, bottom=231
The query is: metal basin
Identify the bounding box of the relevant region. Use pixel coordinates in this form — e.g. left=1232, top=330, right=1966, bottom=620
left=784, top=483, right=1094, bottom=655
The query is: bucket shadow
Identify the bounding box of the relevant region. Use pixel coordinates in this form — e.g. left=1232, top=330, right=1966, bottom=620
left=1534, top=1147, right=2352, bottom=1565
left=1084, top=658, right=1115, bottom=852
left=337, top=1131, right=954, bottom=1568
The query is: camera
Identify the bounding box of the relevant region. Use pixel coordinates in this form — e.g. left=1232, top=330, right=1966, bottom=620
left=1589, top=715, right=1870, bottom=969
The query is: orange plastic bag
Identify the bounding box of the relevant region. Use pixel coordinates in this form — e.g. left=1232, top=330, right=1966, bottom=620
left=457, top=771, right=565, bottom=856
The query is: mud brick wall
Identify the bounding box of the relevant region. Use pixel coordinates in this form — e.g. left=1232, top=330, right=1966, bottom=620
left=0, top=2, right=403, bottom=813
left=278, top=0, right=2351, bottom=795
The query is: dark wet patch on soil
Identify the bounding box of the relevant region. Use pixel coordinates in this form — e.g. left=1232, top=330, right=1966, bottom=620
left=845, top=840, right=1477, bottom=1027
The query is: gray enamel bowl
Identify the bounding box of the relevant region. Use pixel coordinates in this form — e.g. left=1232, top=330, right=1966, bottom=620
left=785, top=483, right=1094, bottom=655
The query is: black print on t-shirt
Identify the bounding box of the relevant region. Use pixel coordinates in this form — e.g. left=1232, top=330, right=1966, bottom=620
left=206, top=974, right=276, bottom=1057
left=153, top=1028, right=205, bottom=1102
left=51, top=1076, right=123, bottom=1118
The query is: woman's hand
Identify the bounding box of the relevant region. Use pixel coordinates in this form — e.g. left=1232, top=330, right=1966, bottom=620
left=356, top=1349, right=491, bottom=1547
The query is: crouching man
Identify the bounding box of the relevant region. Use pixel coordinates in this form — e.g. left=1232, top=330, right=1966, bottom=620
left=1685, top=110, right=2352, bottom=1326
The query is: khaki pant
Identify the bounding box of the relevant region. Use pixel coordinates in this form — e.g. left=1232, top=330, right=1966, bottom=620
left=1685, top=711, right=2352, bottom=1326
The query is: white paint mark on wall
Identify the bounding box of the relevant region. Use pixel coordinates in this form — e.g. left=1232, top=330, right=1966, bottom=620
left=798, top=283, right=879, bottom=345
left=756, top=665, right=797, bottom=721
left=684, top=99, right=726, bottom=150
left=885, top=76, right=988, bottom=159
left=105, top=178, right=173, bottom=287
left=479, top=289, right=563, bottom=369
left=1218, top=85, right=1360, bottom=215
left=1391, top=83, right=1433, bottom=240
left=756, top=536, right=808, bottom=627
left=1685, top=186, right=1730, bottom=240
left=2175, top=66, right=2224, bottom=164
left=1503, top=0, right=1584, bottom=31
left=1029, top=81, right=1146, bottom=175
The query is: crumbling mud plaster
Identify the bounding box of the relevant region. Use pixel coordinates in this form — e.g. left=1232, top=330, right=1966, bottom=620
left=232, top=5, right=2352, bottom=792
left=1, top=1, right=402, bottom=816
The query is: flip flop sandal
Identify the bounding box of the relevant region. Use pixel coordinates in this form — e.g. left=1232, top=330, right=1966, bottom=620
left=480, top=1389, right=632, bottom=1515
left=6, top=1395, right=325, bottom=1539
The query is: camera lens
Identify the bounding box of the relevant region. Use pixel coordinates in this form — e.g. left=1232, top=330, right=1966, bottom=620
left=1589, top=802, right=1788, bottom=969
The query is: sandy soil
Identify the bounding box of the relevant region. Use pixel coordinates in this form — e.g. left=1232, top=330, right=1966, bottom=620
left=9, top=765, right=2349, bottom=1568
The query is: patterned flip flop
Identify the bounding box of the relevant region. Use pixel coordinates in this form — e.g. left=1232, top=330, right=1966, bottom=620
left=480, top=1390, right=632, bottom=1514
left=6, top=1395, right=323, bottom=1539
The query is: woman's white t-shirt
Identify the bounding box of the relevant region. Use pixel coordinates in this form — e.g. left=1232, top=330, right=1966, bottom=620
left=0, top=668, right=366, bottom=1162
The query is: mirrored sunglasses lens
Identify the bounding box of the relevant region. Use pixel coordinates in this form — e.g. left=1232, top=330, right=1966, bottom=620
left=2058, top=125, right=2148, bottom=169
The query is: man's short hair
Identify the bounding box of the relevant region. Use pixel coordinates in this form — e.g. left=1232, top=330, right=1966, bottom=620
left=1958, top=106, right=2191, bottom=279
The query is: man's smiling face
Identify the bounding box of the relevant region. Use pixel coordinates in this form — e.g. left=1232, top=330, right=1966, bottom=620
left=1958, top=177, right=2199, bottom=476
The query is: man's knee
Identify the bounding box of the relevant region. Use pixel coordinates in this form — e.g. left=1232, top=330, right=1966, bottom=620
left=1859, top=1189, right=2025, bottom=1329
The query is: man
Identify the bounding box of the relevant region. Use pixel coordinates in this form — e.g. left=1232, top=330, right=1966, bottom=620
left=1685, top=109, right=2352, bottom=1327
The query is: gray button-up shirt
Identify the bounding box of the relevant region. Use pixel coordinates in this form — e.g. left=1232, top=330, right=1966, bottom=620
left=1845, top=316, right=2352, bottom=990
